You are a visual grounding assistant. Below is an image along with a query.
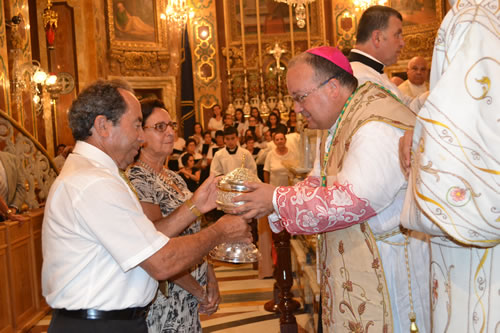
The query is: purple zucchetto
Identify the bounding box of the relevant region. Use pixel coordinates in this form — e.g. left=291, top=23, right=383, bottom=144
left=306, top=46, right=353, bottom=75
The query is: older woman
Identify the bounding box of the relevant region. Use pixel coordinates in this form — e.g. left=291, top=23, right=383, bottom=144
left=126, top=99, right=220, bottom=333
left=263, top=131, right=297, bottom=187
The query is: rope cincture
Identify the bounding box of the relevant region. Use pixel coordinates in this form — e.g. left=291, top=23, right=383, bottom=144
left=404, top=232, right=419, bottom=333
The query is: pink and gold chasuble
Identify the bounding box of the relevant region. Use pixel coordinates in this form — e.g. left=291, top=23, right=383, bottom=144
left=271, top=82, right=430, bottom=332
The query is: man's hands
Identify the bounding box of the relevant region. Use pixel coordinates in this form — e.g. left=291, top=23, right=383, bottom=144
left=213, top=214, right=253, bottom=244
left=191, top=174, right=219, bottom=214
left=230, top=182, right=276, bottom=220
left=399, top=129, right=414, bottom=180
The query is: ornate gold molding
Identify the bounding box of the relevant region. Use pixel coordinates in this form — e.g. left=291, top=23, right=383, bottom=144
left=109, top=50, right=170, bottom=76
left=401, top=30, right=438, bottom=59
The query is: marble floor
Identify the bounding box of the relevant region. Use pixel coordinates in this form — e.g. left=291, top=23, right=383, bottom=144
left=28, top=263, right=317, bottom=332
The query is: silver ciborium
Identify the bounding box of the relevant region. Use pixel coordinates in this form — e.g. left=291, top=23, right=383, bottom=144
left=209, top=166, right=261, bottom=263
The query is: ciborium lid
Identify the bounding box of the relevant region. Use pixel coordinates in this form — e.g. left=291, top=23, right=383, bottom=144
left=217, top=166, right=261, bottom=193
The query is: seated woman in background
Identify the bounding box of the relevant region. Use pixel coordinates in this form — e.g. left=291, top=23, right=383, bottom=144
left=264, top=112, right=287, bottom=135
left=198, top=131, right=214, bottom=184
left=126, top=98, right=219, bottom=333
left=287, top=110, right=297, bottom=133
left=169, top=131, right=185, bottom=171
left=234, top=108, right=248, bottom=140
left=207, top=104, right=224, bottom=138
left=199, top=131, right=214, bottom=160
left=250, top=107, right=264, bottom=140
left=243, top=134, right=264, bottom=182
left=178, top=153, right=201, bottom=193
left=190, top=122, right=204, bottom=150
left=247, top=116, right=263, bottom=142
left=243, top=134, right=262, bottom=161
left=179, top=138, right=203, bottom=169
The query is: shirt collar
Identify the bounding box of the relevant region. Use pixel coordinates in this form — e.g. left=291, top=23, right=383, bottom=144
left=72, top=141, right=120, bottom=174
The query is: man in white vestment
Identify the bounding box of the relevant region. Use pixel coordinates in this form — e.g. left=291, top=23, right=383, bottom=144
left=398, top=56, right=429, bottom=98
left=210, top=126, right=256, bottom=176
left=347, top=6, right=426, bottom=111
left=400, top=0, right=500, bottom=331
left=234, top=46, right=430, bottom=332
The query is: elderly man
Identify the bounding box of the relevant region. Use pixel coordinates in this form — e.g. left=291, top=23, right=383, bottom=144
left=234, top=46, right=429, bottom=332
left=398, top=56, right=429, bottom=98
left=42, top=80, right=251, bottom=333
left=400, top=0, right=500, bottom=331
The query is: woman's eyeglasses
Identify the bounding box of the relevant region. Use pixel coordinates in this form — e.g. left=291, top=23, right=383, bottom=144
left=143, top=121, right=177, bottom=132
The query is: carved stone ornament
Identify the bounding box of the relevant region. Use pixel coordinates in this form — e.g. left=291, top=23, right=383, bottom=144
left=400, top=31, right=437, bottom=59
left=109, top=50, right=170, bottom=76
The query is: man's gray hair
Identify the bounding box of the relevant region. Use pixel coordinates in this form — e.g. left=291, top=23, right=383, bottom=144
left=68, top=79, right=134, bottom=141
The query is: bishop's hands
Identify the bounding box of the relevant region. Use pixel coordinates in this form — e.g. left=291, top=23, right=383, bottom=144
left=229, top=182, right=276, bottom=220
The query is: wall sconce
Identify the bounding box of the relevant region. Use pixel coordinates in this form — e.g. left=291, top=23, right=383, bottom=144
left=12, top=61, right=62, bottom=114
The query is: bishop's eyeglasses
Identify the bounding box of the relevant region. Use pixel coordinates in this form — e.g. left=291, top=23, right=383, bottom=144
left=291, top=75, right=336, bottom=104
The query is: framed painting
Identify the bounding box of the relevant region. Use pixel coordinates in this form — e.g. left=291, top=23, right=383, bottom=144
left=107, top=0, right=168, bottom=51
left=224, top=0, right=324, bottom=44
left=389, top=0, right=444, bottom=32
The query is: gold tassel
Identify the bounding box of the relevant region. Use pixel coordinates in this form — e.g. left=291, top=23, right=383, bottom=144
left=409, top=313, right=419, bottom=333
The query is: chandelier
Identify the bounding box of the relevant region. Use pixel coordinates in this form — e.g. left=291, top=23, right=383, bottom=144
left=161, top=0, right=194, bottom=30
left=353, top=0, right=387, bottom=12
left=274, top=0, right=316, bottom=29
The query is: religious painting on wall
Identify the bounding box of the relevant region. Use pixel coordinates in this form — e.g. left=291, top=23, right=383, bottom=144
left=389, top=0, right=444, bottom=30
left=225, top=0, right=324, bottom=44
left=113, top=0, right=155, bottom=42
left=107, top=0, right=168, bottom=51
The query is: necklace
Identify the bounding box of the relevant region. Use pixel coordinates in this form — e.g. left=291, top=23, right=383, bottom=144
left=137, top=159, right=185, bottom=197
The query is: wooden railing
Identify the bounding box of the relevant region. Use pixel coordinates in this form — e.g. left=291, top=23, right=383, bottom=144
left=0, top=209, right=49, bottom=333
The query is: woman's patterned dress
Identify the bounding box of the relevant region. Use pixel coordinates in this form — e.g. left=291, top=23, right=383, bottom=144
left=127, top=165, right=207, bottom=333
